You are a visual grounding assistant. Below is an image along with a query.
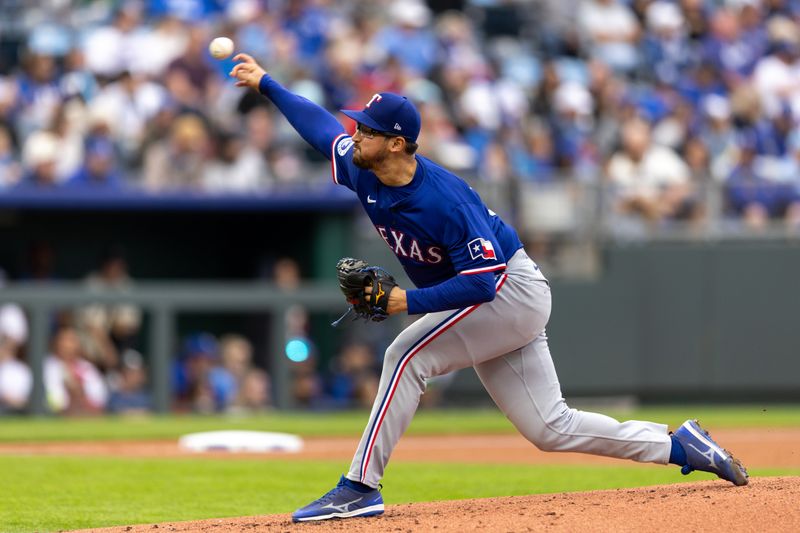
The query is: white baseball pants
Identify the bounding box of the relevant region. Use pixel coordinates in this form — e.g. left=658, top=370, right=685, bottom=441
left=347, top=249, right=672, bottom=488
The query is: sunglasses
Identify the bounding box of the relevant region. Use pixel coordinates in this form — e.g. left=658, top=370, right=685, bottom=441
left=356, top=123, right=393, bottom=139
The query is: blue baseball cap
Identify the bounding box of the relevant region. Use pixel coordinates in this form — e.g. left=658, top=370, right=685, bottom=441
left=341, top=92, right=421, bottom=142
left=181, top=332, right=219, bottom=360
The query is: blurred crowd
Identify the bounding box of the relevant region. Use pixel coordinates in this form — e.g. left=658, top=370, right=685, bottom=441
left=7, top=0, right=800, bottom=412
left=0, top=246, right=155, bottom=415
left=0, top=304, right=392, bottom=415
left=0, top=248, right=398, bottom=415
left=1, top=0, right=800, bottom=229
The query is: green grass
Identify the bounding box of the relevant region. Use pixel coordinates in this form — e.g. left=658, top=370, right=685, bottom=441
left=1, top=406, right=798, bottom=532
left=0, top=405, right=798, bottom=442
left=1, top=454, right=797, bottom=533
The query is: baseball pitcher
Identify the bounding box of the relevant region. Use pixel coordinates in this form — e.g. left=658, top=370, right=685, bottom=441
left=230, top=54, right=748, bottom=522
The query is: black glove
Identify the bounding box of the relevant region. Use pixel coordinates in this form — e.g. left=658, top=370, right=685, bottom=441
left=333, top=257, right=398, bottom=326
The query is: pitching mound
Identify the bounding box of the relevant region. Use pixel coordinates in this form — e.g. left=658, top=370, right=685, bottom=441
left=76, top=476, right=800, bottom=533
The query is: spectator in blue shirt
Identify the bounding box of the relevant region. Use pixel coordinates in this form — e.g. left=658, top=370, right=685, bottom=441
left=13, top=52, right=62, bottom=139
left=372, top=0, right=440, bottom=76
left=702, top=8, right=763, bottom=87
left=641, top=2, right=693, bottom=85
left=328, top=343, right=379, bottom=409
left=148, top=0, right=222, bottom=23
left=676, top=61, right=728, bottom=110
left=281, top=0, right=332, bottom=67
left=107, top=349, right=152, bottom=414
left=725, top=137, right=794, bottom=227
left=172, top=332, right=235, bottom=413
left=507, top=120, right=556, bottom=182
left=66, top=136, right=124, bottom=190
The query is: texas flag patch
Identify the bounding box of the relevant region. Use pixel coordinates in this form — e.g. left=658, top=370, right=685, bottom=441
left=467, top=238, right=496, bottom=260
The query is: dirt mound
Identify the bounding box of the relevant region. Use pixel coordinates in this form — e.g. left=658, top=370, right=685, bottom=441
left=75, top=476, right=800, bottom=533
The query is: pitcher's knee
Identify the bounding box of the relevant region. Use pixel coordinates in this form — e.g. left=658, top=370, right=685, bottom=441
left=525, top=409, right=577, bottom=452
left=529, top=430, right=564, bottom=452
left=382, top=340, right=406, bottom=370
left=383, top=341, right=437, bottom=386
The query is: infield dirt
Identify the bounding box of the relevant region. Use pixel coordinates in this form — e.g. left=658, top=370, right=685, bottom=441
left=73, top=477, right=800, bottom=533
left=23, top=428, right=798, bottom=532
left=4, top=428, right=799, bottom=467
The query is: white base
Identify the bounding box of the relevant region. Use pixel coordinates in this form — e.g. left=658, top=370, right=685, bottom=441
left=178, top=430, right=303, bottom=453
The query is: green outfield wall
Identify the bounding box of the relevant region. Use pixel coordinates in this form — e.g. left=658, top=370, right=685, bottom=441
left=545, top=241, right=800, bottom=400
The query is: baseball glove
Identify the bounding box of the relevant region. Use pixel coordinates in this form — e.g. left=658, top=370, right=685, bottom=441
left=332, top=257, right=398, bottom=326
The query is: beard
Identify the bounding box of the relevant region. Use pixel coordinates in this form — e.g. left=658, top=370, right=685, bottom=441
left=352, top=145, right=388, bottom=170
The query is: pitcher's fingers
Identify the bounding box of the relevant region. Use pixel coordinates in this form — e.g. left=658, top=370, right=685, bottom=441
left=229, top=63, right=250, bottom=77
left=232, top=53, right=255, bottom=64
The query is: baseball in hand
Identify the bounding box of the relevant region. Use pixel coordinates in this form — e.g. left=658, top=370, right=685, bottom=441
left=209, top=37, right=234, bottom=60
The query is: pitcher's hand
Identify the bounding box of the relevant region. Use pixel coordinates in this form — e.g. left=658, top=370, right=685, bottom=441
left=229, top=53, right=266, bottom=90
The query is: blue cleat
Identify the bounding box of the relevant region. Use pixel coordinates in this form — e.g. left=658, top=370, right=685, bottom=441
left=292, top=475, right=384, bottom=522
left=672, top=419, right=749, bottom=486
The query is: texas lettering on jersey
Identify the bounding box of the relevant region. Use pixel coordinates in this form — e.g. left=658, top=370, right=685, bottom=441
left=375, top=225, right=443, bottom=264
left=330, top=133, right=525, bottom=286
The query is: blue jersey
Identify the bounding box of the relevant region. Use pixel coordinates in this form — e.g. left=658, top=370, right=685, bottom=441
left=256, top=73, right=532, bottom=313
left=330, top=134, right=523, bottom=289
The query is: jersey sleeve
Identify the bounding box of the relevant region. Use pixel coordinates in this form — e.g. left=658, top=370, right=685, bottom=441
left=258, top=74, right=346, bottom=158
left=444, top=203, right=507, bottom=275
left=406, top=271, right=497, bottom=314
left=330, top=134, right=359, bottom=191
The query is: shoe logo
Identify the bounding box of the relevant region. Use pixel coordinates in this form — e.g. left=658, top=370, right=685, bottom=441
left=367, top=195, right=376, bottom=204
left=320, top=496, right=364, bottom=513
left=687, top=442, right=718, bottom=470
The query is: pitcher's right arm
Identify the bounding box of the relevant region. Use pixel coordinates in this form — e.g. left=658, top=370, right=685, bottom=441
left=230, top=53, right=346, bottom=160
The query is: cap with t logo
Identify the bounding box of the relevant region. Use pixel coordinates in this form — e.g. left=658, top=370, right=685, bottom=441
left=341, top=92, right=421, bottom=142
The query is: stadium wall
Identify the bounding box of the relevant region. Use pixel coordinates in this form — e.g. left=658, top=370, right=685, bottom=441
left=3, top=203, right=799, bottom=409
